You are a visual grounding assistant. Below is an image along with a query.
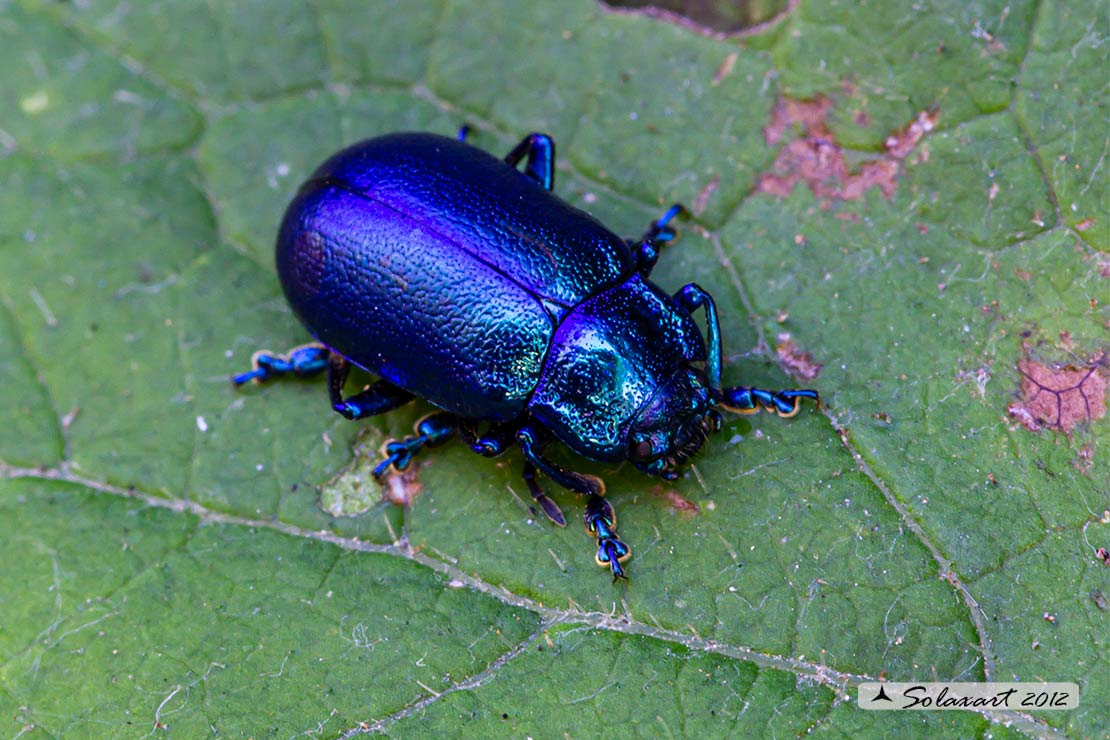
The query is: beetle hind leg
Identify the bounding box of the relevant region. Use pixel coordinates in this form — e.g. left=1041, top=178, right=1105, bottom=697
left=232, top=343, right=330, bottom=385
left=326, top=354, right=414, bottom=420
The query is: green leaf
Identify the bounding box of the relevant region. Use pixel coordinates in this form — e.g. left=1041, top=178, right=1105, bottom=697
left=1, top=0, right=1105, bottom=738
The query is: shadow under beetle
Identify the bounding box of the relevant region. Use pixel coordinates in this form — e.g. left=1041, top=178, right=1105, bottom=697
left=235, top=127, right=818, bottom=581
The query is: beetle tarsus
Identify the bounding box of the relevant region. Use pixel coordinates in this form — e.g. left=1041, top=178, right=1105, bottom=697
left=598, top=540, right=630, bottom=582
left=373, top=412, right=459, bottom=479
left=584, top=494, right=631, bottom=581
left=232, top=344, right=329, bottom=385
left=634, top=203, right=686, bottom=276
left=645, top=203, right=685, bottom=243
left=717, top=387, right=820, bottom=417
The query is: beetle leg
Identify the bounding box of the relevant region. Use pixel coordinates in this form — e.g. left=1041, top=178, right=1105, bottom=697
left=516, top=425, right=605, bottom=497
left=522, top=461, right=567, bottom=527
left=642, top=203, right=685, bottom=244
left=673, top=285, right=820, bottom=418
left=716, top=387, right=820, bottom=418
left=673, top=283, right=722, bottom=389
left=373, top=412, right=458, bottom=479
left=584, top=494, right=630, bottom=581
left=232, top=343, right=330, bottom=385
left=632, top=203, right=685, bottom=277
left=457, top=421, right=566, bottom=526
left=456, top=124, right=471, bottom=142
left=458, top=419, right=518, bottom=457
left=503, top=133, right=556, bottom=191
left=326, top=353, right=414, bottom=420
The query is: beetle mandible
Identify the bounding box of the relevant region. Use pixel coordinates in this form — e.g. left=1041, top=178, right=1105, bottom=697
left=235, top=127, right=819, bottom=580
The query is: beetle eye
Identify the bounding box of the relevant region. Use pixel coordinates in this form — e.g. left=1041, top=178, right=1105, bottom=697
left=633, top=439, right=653, bottom=459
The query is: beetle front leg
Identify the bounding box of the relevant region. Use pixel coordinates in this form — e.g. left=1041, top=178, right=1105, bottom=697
left=522, top=461, right=567, bottom=527
left=517, top=425, right=630, bottom=578
left=327, top=354, right=414, bottom=420
left=674, top=283, right=722, bottom=388
left=457, top=420, right=567, bottom=526
left=232, top=343, right=330, bottom=385
left=503, top=133, right=556, bottom=191
left=516, top=425, right=604, bottom=497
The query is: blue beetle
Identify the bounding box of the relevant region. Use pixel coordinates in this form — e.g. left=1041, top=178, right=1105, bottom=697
left=235, top=128, right=818, bottom=580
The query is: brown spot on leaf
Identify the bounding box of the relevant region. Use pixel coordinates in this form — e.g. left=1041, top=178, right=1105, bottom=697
left=1075, top=217, right=1096, bottom=232
left=763, top=96, right=832, bottom=146
left=1073, top=443, right=1095, bottom=475
left=712, top=51, right=738, bottom=85
left=757, top=96, right=937, bottom=202
left=1008, top=354, right=1108, bottom=433
left=652, top=485, right=700, bottom=514
left=381, top=464, right=423, bottom=507
left=1092, top=590, right=1108, bottom=610
left=884, top=109, right=940, bottom=158
left=692, top=173, right=720, bottom=215
left=776, top=333, right=823, bottom=380
left=597, top=0, right=796, bottom=38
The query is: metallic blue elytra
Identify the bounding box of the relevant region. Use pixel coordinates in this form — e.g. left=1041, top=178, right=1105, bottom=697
left=235, top=129, right=819, bottom=581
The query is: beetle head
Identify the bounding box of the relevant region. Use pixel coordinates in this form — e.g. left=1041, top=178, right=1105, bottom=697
left=627, top=367, right=722, bottom=479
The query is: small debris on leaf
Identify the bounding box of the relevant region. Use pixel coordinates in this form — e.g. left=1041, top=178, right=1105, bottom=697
left=652, top=485, right=701, bottom=514
left=382, top=465, right=424, bottom=507
left=1073, top=443, right=1095, bottom=475
left=692, top=174, right=720, bottom=215
left=776, top=333, right=823, bottom=380
left=712, top=51, right=738, bottom=85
